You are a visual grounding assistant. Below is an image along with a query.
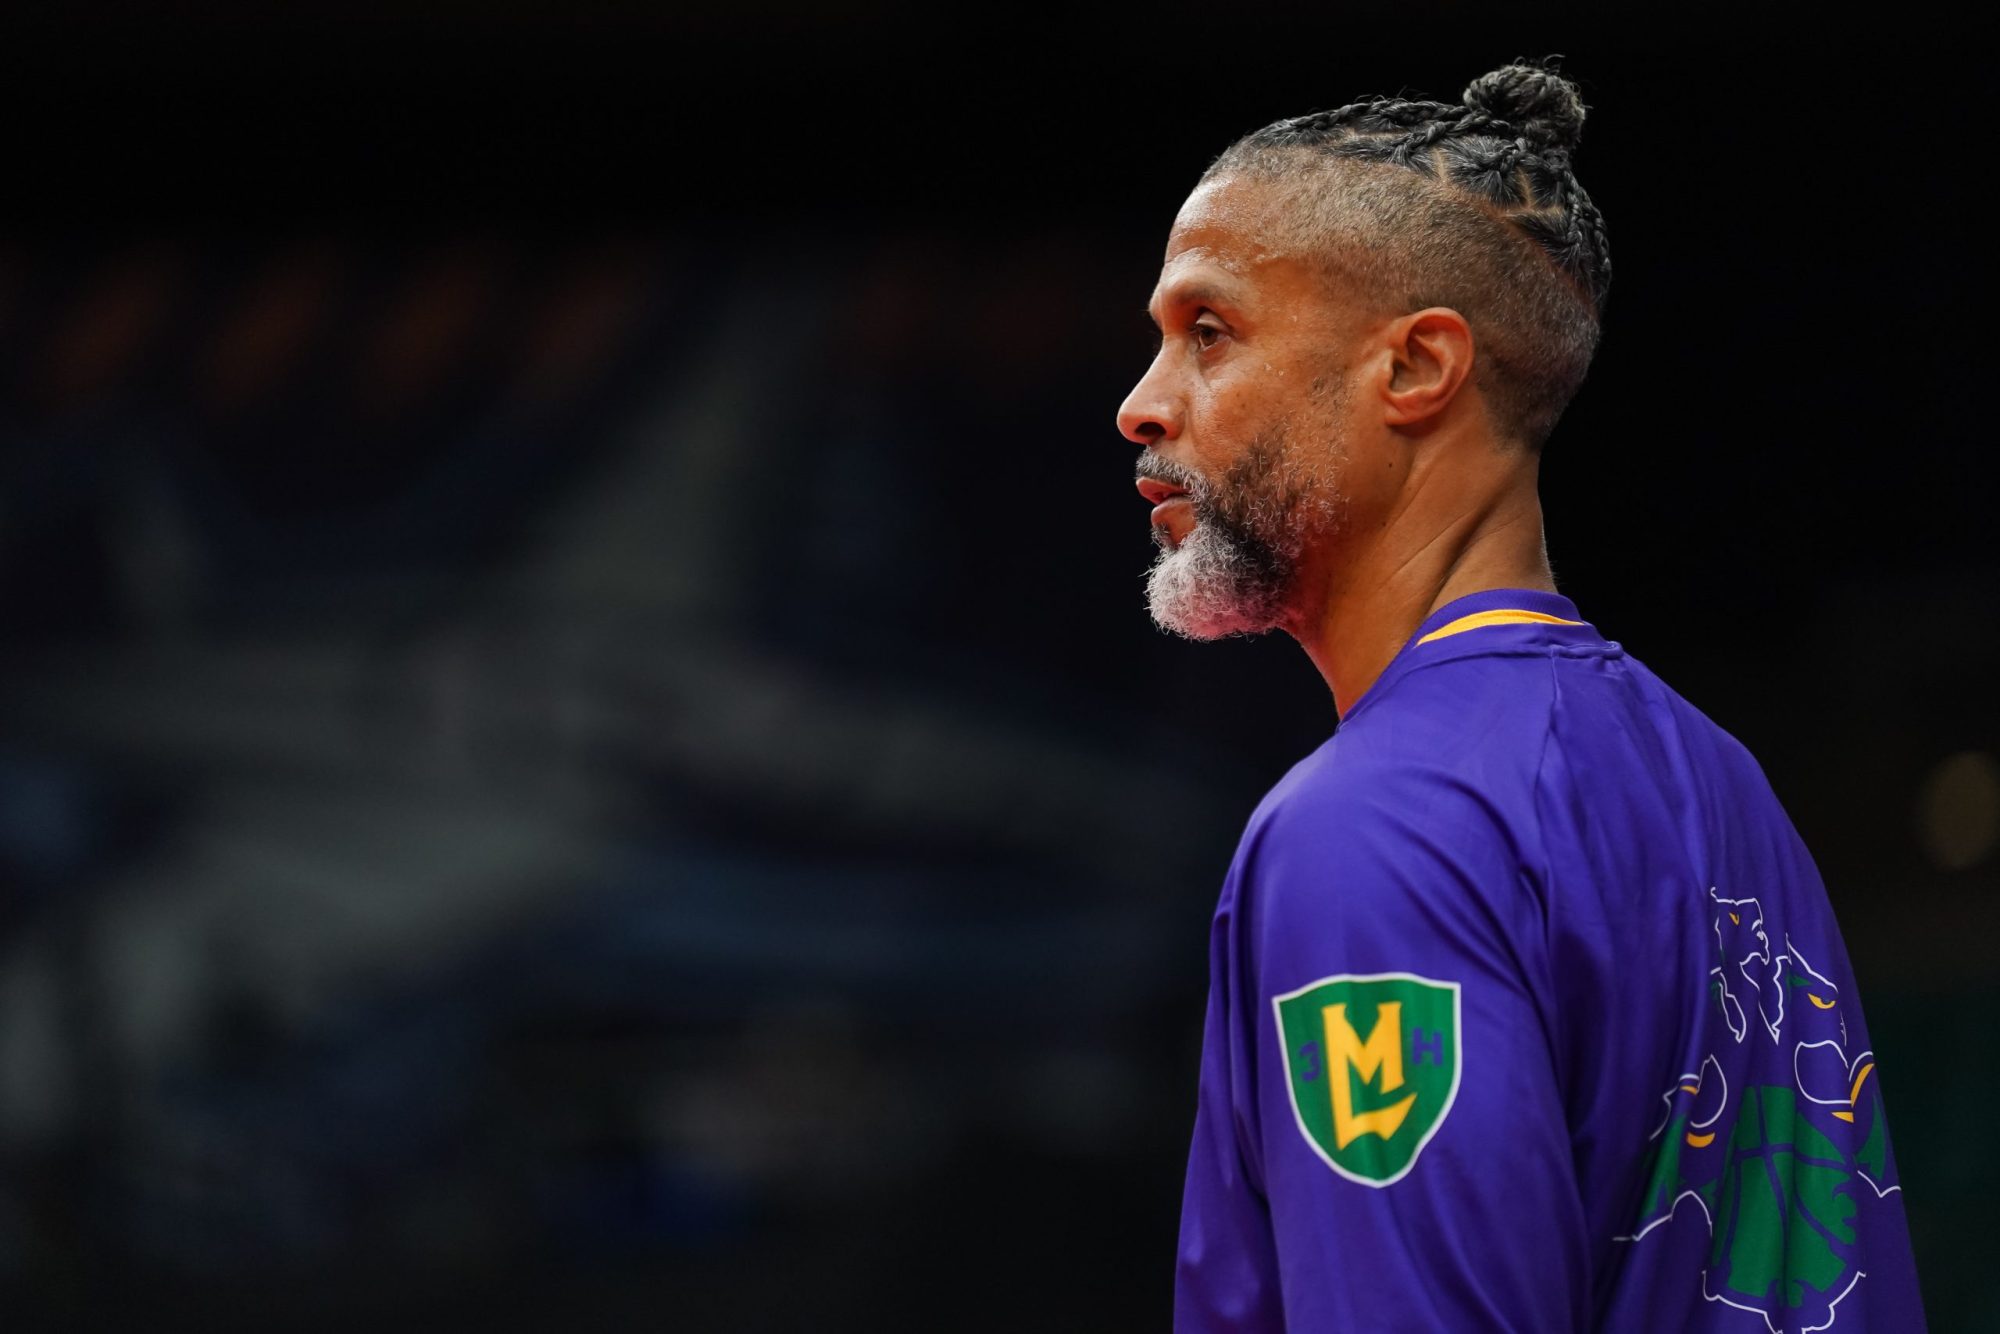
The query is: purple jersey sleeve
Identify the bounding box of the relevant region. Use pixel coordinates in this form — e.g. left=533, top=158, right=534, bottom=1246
left=1175, top=749, right=1589, bottom=1332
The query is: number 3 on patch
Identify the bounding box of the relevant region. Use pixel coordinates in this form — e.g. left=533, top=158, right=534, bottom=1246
left=1272, top=972, right=1462, bottom=1187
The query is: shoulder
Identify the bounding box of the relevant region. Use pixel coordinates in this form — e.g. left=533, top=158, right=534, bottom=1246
left=1248, top=647, right=1563, bottom=865
left=1229, top=654, right=1564, bottom=971
left=1540, top=645, right=1794, bottom=841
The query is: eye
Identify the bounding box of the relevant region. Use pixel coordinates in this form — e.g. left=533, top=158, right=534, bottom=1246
left=1192, top=318, right=1227, bottom=351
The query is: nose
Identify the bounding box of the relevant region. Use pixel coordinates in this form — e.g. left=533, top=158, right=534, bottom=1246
left=1116, top=353, right=1181, bottom=446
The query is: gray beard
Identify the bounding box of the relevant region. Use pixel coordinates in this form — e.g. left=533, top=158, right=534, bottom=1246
left=1144, top=506, right=1292, bottom=640
left=1142, top=427, right=1342, bottom=641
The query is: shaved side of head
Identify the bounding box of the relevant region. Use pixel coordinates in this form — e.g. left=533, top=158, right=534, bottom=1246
left=1204, top=60, right=1611, bottom=451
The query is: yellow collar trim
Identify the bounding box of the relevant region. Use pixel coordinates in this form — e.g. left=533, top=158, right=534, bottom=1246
left=1415, top=608, right=1585, bottom=647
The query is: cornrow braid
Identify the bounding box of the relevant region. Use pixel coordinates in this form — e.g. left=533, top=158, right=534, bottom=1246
left=1206, top=58, right=1611, bottom=449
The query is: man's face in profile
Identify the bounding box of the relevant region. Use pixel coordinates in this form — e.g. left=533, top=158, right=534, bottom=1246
left=1119, top=174, right=1360, bottom=641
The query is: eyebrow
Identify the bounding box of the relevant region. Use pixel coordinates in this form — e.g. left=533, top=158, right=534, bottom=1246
left=1145, top=280, right=1238, bottom=327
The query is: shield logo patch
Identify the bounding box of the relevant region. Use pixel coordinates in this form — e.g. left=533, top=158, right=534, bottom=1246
left=1272, top=972, right=1462, bottom=1187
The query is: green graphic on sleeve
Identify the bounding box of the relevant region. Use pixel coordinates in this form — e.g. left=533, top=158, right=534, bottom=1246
left=1855, top=1099, right=1886, bottom=1184
left=1708, top=1086, right=1857, bottom=1313
left=1633, top=1080, right=1883, bottom=1328
left=1638, top=1115, right=1711, bottom=1222
left=1620, top=893, right=1903, bottom=1331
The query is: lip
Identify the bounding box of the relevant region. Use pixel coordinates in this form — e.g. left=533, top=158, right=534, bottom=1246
left=1136, top=477, right=1189, bottom=508
left=1149, top=495, right=1192, bottom=524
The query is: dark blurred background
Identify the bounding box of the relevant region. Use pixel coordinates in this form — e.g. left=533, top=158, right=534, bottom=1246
left=0, top=6, right=1992, bottom=1330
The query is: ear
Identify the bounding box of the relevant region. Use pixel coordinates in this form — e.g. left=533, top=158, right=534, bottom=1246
left=1379, top=307, right=1475, bottom=430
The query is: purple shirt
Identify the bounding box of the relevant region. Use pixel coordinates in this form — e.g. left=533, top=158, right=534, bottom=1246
left=1175, top=588, right=1924, bottom=1332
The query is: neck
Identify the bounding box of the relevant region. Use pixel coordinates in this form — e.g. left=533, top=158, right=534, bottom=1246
left=1286, top=450, right=1554, bottom=718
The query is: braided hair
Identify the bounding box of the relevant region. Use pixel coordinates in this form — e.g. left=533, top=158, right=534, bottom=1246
left=1207, top=59, right=1610, bottom=450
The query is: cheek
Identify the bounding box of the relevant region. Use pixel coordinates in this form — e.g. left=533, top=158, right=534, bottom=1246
left=1185, top=377, right=1270, bottom=472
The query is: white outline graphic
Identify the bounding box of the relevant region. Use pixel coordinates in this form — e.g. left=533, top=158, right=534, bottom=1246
left=1691, top=1056, right=1729, bottom=1130
left=1614, top=1184, right=1713, bottom=1243
left=1270, top=971, right=1462, bottom=1189
left=1711, top=966, right=1749, bottom=1043
left=1788, top=937, right=1838, bottom=993
left=1646, top=1055, right=1728, bottom=1141
left=1647, top=1074, right=1697, bottom=1141
left=1702, top=1266, right=1866, bottom=1334
left=1622, top=892, right=1900, bottom=1331
left=1855, top=1170, right=1901, bottom=1199
left=1795, top=1041, right=1854, bottom=1108
left=1789, top=937, right=1848, bottom=1049
left=1712, top=889, right=1790, bottom=1045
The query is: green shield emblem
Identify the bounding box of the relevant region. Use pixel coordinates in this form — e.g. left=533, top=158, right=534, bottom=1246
left=1272, top=972, right=1462, bottom=1186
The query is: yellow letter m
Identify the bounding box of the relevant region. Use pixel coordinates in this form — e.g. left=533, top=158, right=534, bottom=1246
left=1324, top=1001, right=1418, bottom=1149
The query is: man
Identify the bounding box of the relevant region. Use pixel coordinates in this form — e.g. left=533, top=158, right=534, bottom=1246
left=1119, top=61, right=1925, bottom=1331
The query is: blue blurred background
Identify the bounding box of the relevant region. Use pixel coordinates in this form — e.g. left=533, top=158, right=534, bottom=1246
left=0, top=8, right=1992, bottom=1330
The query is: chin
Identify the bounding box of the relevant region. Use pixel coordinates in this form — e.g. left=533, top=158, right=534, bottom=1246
left=1145, top=539, right=1287, bottom=641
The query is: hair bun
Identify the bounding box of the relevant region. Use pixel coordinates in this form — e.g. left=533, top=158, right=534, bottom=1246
left=1463, top=59, right=1587, bottom=152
